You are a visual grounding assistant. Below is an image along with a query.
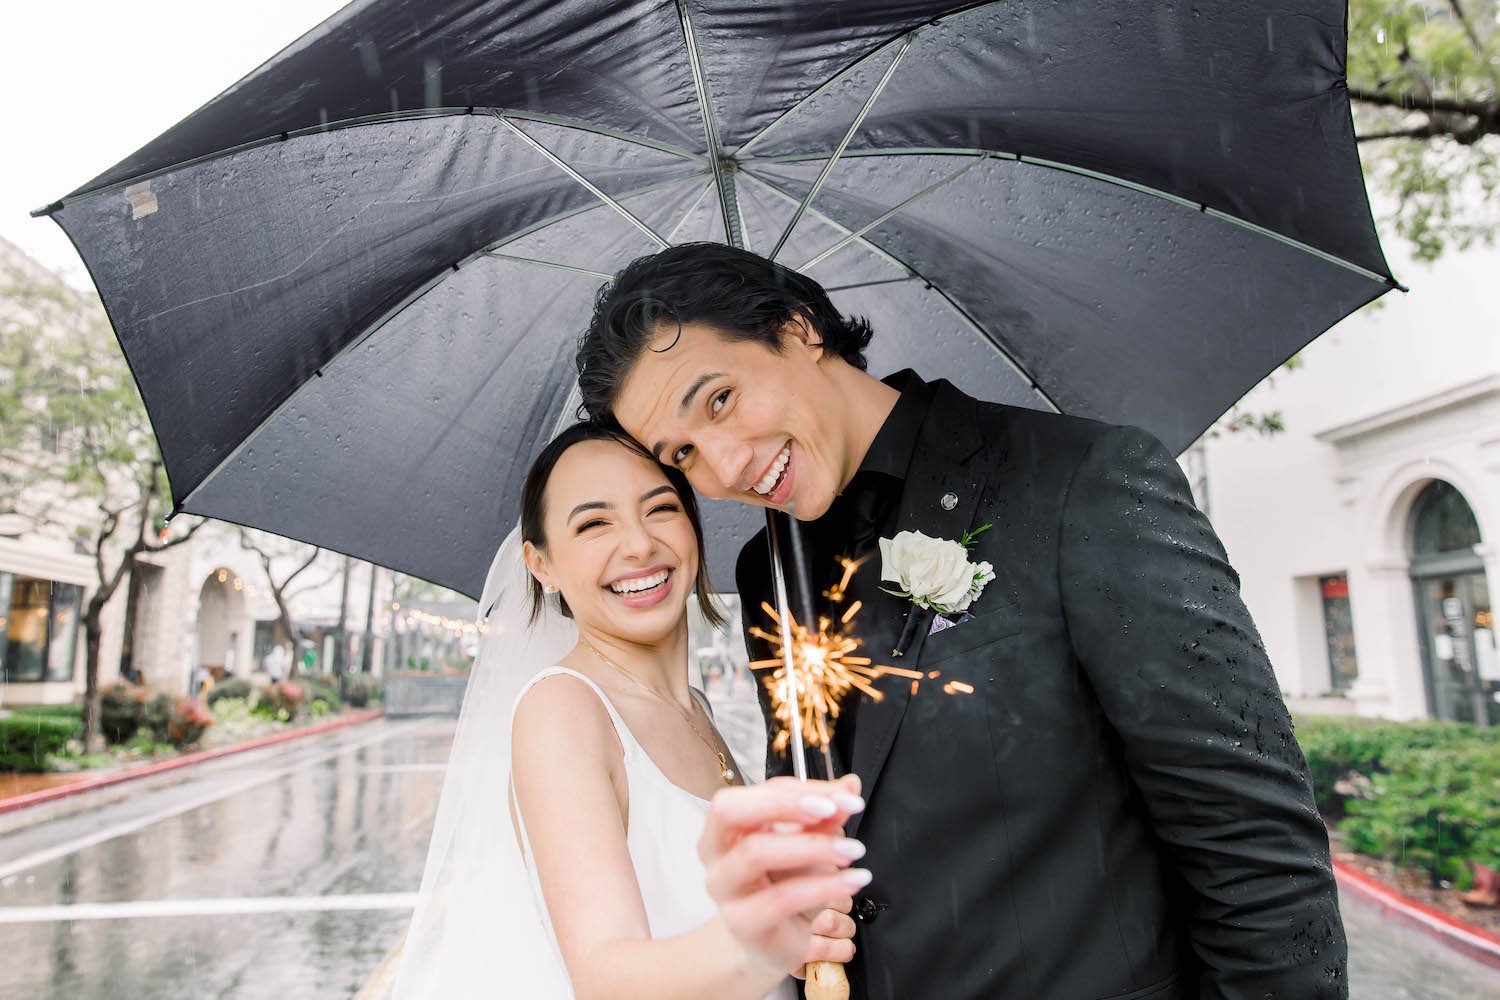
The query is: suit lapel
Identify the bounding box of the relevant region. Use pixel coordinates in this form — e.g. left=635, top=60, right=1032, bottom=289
left=847, top=380, right=994, bottom=836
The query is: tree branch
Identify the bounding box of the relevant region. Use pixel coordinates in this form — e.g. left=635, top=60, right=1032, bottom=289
left=1357, top=124, right=1449, bottom=142
left=1350, top=86, right=1497, bottom=119
left=1445, top=0, right=1488, bottom=57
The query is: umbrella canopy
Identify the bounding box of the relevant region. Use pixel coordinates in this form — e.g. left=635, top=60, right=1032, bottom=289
left=40, top=0, right=1395, bottom=597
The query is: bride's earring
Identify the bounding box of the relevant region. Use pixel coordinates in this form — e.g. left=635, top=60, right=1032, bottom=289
left=542, top=584, right=557, bottom=594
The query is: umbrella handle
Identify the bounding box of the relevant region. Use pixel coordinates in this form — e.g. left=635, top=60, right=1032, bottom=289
left=806, top=960, right=849, bottom=1000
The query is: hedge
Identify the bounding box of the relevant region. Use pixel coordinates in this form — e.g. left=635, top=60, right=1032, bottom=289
left=1296, top=715, right=1500, bottom=889
left=0, top=713, right=83, bottom=772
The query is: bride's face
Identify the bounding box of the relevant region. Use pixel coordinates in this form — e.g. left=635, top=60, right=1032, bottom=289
left=524, top=439, right=700, bottom=644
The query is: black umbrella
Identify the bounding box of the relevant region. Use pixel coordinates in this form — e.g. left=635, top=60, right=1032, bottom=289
left=37, top=0, right=1396, bottom=596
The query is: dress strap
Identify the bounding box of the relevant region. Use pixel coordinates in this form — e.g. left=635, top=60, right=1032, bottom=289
left=514, top=666, right=639, bottom=761
left=510, top=667, right=638, bottom=866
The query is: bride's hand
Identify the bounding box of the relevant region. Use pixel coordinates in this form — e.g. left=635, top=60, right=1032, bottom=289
left=700, top=775, right=867, bottom=975
left=794, top=896, right=857, bottom=979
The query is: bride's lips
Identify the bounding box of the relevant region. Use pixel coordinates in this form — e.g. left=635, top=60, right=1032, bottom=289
left=604, top=566, right=676, bottom=608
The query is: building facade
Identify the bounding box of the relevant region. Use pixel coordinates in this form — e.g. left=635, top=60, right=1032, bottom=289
left=1202, top=239, right=1498, bottom=724
left=1, top=239, right=401, bottom=708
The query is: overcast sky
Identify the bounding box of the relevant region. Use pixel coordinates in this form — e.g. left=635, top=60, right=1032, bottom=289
left=1, top=0, right=348, bottom=286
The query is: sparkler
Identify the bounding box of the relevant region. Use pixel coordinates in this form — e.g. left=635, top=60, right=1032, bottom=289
left=756, top=509, right=973, bottom=1000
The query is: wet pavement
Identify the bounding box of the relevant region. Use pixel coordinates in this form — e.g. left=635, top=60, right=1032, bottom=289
left=2, top=702, right=1497, bottom=999
left=0, top=718, right=450, bottom=1000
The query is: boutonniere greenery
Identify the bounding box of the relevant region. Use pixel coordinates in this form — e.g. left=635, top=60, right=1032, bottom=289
left=879, top=525, right=994, bottom=655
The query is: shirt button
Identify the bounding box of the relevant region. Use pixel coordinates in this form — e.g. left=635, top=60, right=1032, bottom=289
left=854, top=897, right=883, bottom=924
left=940, top=492, right=958, bottom=510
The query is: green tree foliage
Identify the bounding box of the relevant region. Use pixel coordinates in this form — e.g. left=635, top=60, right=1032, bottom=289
left=1350, top=0, right=1500, bottom=260
left=0, top=270, right=205, bottom=750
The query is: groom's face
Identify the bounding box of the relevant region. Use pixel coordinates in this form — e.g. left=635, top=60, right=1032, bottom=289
left=612, top=319, right=853, bottom=520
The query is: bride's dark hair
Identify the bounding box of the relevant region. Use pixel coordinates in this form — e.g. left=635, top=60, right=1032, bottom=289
left=520, top=421, right=726, bottom=629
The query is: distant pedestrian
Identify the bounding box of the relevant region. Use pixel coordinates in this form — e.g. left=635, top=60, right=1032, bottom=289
left=265, top=644, right=290, bottom=683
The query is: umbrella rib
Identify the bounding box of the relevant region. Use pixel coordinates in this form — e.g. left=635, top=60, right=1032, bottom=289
left=738, top=169, right=1061, bottom=415
left=39, top=107, right=705, bottom=214
left=167, top=173, right=699, bottom=518
left=731, top=1, right=1007, bottom=159
left=823, top=275, right=921, bottom=294
left=484, top=254, right=616, bottom=280
left=676, top=0, right=746, bottom=249
left=749, top=147, right=1402, bottom=289
left=768, top=36, right=913, bottom=262
left=494, top=115, right=670, bottom=248
left=665, top=178, right=718, bottom=243
left=798, top=151, right=991, bottom=271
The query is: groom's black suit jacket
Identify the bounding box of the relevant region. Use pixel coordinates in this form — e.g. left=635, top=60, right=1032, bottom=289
left=737, top=372, right=1345, bottom=1000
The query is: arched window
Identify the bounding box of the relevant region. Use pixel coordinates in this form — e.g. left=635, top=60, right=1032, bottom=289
left=1410, top=480, right=1482, bottom=557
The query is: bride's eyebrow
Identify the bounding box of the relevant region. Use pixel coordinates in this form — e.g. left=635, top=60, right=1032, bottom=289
left=567, top=500, right=611, bottom=521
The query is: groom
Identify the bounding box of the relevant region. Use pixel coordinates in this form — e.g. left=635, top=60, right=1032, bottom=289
left=575, top=244, right=1346, bottom=1000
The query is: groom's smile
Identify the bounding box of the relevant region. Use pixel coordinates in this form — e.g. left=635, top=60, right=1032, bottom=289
left=611, top=319, right=865, bottom=520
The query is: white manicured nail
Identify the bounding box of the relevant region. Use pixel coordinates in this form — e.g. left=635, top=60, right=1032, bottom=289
left=842, top=868, right=873, bottom=888
left=834, top=838, right=866, bottom=860
left=833, top=793, right=865, bottom=813
left=800, top=796, right=837, bottom=819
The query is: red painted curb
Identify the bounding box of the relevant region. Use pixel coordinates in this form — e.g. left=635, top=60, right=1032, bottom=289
left=1334, top=859, right=1500, bottom=972
left=0, top=709, right=384, bottom=816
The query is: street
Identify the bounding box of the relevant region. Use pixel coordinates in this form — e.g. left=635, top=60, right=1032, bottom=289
left=0, top=718, right=449, bottom=999
left=1, top=705, right=1497, bottom=999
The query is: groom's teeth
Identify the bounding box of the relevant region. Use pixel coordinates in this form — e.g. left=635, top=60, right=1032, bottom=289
left=610, top=569, right=669, bottom=594
left=753, top=443, right=791, bottom=496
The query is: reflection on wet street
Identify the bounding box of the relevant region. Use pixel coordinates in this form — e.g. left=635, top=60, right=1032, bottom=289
left=2, top=708, right=1497, bottom=999
left=0, top=718, right=450, bottom=999
left=1345, top=886, right=1500, bottom=999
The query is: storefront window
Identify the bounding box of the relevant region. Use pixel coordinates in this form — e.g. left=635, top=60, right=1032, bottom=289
left=1319, top=574, right=1358, bottom=691
left=0, top=573, right=82, bottom=683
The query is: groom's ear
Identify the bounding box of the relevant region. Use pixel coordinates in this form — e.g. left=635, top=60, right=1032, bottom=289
left=781, top=312, right=825, bottom=360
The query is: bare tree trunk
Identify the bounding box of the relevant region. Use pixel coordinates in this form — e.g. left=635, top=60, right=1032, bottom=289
left=361, top=565, right=377, bottom=674
left=82, top=610, right=106, bottom=753
left=336, top=555, right=352, bottom=673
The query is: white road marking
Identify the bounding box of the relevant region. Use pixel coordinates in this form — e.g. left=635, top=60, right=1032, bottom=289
left=0, top=893, right=418, bottom=924
left=0, top=721, right=428, bottom=882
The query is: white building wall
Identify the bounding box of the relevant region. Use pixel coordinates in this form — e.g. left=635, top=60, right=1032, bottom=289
left=1202, top=238, right=1500, bottom=720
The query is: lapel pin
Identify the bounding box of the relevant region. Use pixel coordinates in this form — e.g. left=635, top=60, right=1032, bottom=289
left=940, top=492, right=958, bottom=511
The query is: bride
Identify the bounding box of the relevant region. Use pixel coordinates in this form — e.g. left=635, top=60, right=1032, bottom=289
left=394, top=422, right=865, bottom=998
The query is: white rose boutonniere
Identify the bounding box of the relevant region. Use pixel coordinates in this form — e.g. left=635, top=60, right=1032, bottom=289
left=879, top=524, right=995, bottom=628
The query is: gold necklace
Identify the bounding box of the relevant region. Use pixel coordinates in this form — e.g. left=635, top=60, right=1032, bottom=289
left=579, top=636, right=736, bottom=786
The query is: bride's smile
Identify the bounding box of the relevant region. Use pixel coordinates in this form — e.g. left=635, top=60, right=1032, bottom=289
left=523, top=437, right=702, bottom=647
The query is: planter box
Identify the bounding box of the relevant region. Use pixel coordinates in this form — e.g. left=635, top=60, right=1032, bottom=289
left=383, top=672, right=470, bottom=717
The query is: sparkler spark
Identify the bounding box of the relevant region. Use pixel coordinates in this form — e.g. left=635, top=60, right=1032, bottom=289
left=822, top=555, right=868, bottom=603
left=749, top=602, right=921, bottom=753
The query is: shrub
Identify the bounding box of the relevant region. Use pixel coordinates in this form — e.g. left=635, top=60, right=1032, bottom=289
left=342, top=674, right=383, bottom=708
left=12, top=703, right=84, bottom=720
left=144, top=692, right=178, bottom=741
left=0, top=713, right=84, bottom=772
left=101, top=682, right=151, bottom=744
left=206, top=677, right=254, bottom=708
left=299, top=673, right=342, bottom=711
left=1294, top=715, right=1492, bottom=818
left=164, top=697, right=213, bottom=748
left=255, top=681, right=304, bottom=720
left=1339, top=740, right=1500, bottom=890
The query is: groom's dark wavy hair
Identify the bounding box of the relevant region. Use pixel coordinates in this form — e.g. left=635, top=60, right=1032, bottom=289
left=575, top=243, right=875, bottom=423
left=520, top=421, right=726, bottom=629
